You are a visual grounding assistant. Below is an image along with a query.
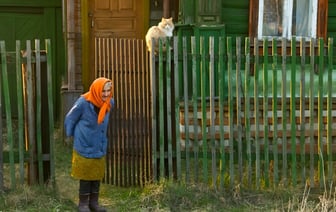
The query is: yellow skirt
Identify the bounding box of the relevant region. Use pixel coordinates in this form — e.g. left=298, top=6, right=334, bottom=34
left=71, top=150, right=106, bottom=180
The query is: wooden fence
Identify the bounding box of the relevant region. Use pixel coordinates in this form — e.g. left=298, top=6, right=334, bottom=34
left=151, top=36, right=335, bottom=189
left=94, top=38, right=152, bottom=187
left=0, top=39, right=55, bottom=190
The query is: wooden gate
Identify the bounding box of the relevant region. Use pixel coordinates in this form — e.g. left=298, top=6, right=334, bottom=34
left=94, top=37, right=152, bottom=186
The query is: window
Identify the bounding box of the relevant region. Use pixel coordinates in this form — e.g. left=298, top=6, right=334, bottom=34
left=249, top=0, right=328, bottom=40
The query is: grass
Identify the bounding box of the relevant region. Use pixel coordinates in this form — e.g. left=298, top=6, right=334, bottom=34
left=0, top=128, right=336, bottom=211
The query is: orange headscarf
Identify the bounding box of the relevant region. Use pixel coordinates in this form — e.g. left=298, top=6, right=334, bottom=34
left=82, top=77, right=113, bottom=124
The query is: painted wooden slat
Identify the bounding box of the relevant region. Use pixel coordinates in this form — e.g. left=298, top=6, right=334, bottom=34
left=158, top=39, right=165, bottom=180
left=281, top=38, right=288, bottom=186
left=244, top=37, right=252, bottom=186
left=227, top=37, right=234, bottom=186
left=150, top=38, right=157, bottom=182
left=218, top=36, right=226, bottom=187
left=209, top=37, right=217, bottom=188
left=191, top=36, right=200, bottom=183
left=45, top=39, right=55, bottom=188
left=299, top=38, right=306, bottom=183
left=16, top=40, right=25, bottom=185
left=327, top=38, right=333, bottom=184
left=290, top=37, right=297, bottom=186
left=166, top=37, right=173, bottom=179
left=35, top=39, right=44, bottom=184
left=318, top=38, right=324, bottom=188
left=236, top=37, right=243, bottom=183
left=271, top=38, right=279, bottom=185
left=253, top=38, right=260, bottom=188
left=0, top=41, right=15, bottom=188
left=182, top=37, right=190, bottom=182
left=263, top=39, right=269, bottom=187
left=309, top=38, right=315, bottom=187
left=174, top=37, right=181, bottom=181
left=200, top=36, right=208, bottom=182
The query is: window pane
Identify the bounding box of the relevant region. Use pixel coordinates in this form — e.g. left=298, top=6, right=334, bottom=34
left=293, top=0, right=313, bottom=37
left=262, top=0, right=283, bottom=36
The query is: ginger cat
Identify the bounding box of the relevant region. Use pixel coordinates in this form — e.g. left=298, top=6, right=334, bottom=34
left=145, top=17, right=174, bottom=54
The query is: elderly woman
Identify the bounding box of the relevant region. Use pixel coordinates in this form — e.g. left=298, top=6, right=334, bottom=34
left=64, top=77, right=114, bottom=212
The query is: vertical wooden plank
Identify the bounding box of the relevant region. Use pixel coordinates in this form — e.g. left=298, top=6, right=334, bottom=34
left=0, top=42, right=2, bottom=190
left=281, top=38, right=288, bottom=186
left=191, top=37, right=199, bottom=183
left=120, top=39, right=125, bottom=186
left=35, top=39, right=44, bottom=184
left=263, top=39, right=269, bottom=187
left=173, top=37, right=181, bottom=181
left=16, top=40, right=25, bottom=185
left=271, top=38, right=279, bottom=185
left=136, top=39, right=141, bottom=186
left=125, top=39, right=130, bottom=186
left=218, top=36, right=226, bottom=187
left=209, top=37, right=216, bottom=188
left=45, top=39, right=55, bottom=188
left=200, top=36, right=208, bottom=183
left=253, top=38, right=260, bottom=188
left=236, top=37, right=243, bottom=183
left=299, top=38, right=306, bottom=183
left=244, top=37, right=252, bottom=186
left=182, top=37, right=190, bottom=182
left=327, top=38, right=333, bottom=184
left=227, top=37, right=234, bottom=186
left=150, top=38, right=157, bottom=182
left=317, top=38, right=324, bottom=188
left=290, top=37, right=297, bottom=186
left=0, top=41, right=15, bottom=188
left=309, top=38, right=315, bottom=188
left=158, top=39, right=165, bottom=180
left=166, top=37, right=173, bottom=179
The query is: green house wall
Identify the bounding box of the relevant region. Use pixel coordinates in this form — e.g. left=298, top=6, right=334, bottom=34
left=0, top=0, right=64, bottom=121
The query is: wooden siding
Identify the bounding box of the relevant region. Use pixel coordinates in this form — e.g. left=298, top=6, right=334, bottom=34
left=222, top=1, right=249, bottom=38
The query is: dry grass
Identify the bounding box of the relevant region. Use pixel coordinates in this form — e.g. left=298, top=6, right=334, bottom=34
left=0, top=127, right=336, bottom=211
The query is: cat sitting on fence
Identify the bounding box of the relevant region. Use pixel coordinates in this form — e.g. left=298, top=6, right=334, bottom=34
left=145, top=17, right=174, bottom=54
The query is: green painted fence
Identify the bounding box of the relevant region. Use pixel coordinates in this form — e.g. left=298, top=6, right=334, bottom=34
left=151, top=36, right=335, bottom=189
left=0, top=39, right=55, bottom=190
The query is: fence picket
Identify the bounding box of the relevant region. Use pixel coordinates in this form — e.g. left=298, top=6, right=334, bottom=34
left=309, top=38, right=315, bottom=187
left=299, top=38, right=306, bottom=184
left=245, top=37, right=252, bottom=186
left=271, top=38, right=279, bottom=185
left=253, top=38, right=261, bottom=188
left=191, top=37, right=200, bottom=183
left=148, top=35, right=336, bottom=189
left=327, top=38, right=333, bottom=184
left=290, top=37, right=297, bottom=186
left=281, top=38, right=288, bottom=186
left=263, top=39, right=270, bottom=187
left=218, top=36, right=226, bottom=187
left=200, top=36, right=208, bottom=183
left=227, top=37, right=234, bottom=186
left=0, top=41, right=15, bottom=188
left=16, top=40, right=25, bottom=184
left=318, top=38, right=325, bottom=188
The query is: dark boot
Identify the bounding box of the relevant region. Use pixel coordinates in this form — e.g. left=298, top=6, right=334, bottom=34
left=78, top=194, right=90, bottom=212
left=89, top=192, right=106, bottom=212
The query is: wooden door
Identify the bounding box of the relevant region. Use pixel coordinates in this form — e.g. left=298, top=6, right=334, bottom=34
left=89, top=0, right=145, bottom=38
left=88, top=0, right=145, bottom=81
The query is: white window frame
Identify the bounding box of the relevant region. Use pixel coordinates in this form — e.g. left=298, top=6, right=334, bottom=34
left=257, top=0, right=318, bottom=40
